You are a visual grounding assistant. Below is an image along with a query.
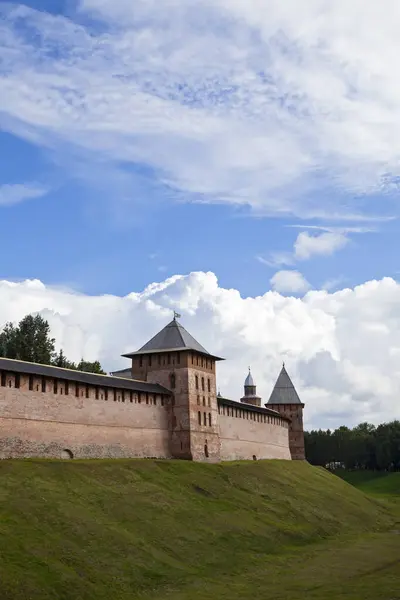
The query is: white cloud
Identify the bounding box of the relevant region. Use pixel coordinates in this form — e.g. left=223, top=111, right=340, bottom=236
left=1, top=271, right=400, bottom=429
left=270, top=270, right=311, bottom=293
left=256, top=253, right=294, bottom=268
left=294, top=231, right=349, bottom=260
left=1, top=1, right=400, bottom=219
left=259, top=230, right=349, bottom=270
left=0, top=183, right=49, bottom=207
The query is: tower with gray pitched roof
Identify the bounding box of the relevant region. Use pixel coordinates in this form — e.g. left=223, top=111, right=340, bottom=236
left=266, top=364, right=305, bottom=460
left=122, top=314, right=223, bottom=462
left=240, top=368, right=262, bottom=407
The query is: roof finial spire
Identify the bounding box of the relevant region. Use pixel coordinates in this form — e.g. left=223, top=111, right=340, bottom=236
left=173, top=310, right=181, bottom=321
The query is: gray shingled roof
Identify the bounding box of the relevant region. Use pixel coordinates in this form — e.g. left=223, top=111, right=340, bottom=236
left=217, top=396, right=290, bottom=421
left=122, top=318, right=224, bottom=360
left=267, top=365, right=302, bottom=405
left=109, top=368, right=133, bottom=379
left=0, top=357, right=170, bottom=395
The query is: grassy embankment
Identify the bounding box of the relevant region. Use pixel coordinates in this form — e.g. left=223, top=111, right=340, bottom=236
left=336, top=468, right=400, bottom=497
left=0, top=459, right=399, bottom=600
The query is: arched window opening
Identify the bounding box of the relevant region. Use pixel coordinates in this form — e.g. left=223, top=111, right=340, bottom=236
left=195, top=375, right=199, bottom=389
left=198, top=411, right=201, bottom=425
left=201, top=377, right=205, bottom=391
left=203, top=412, right=207, bottom=426
left=208, top=413, right=212, bottom=427
left=207, top=378, right=211, bottom=392
left=61, top=449, right=74, bottom=459
left=170, top=373, right=176, bottom=389
left=204, top=443, right=209, bottom=458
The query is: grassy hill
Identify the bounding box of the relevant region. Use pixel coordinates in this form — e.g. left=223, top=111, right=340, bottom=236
left=0, top=459, right=399, bottom=600
left=335, top=469, right=400, bottom=497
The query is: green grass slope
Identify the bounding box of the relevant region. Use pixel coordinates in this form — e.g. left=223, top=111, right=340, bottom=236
left=0, top=460, right=398, bottom=600
left=335, top=469, right=400, bottom=496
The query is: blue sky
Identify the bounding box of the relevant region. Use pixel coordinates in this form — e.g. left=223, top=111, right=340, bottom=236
left=1, top=0, right=400, bottom=299
left=3, top=0, right=400, bottom=428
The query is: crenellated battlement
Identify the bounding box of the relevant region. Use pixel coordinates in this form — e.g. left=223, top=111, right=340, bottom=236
left=0, top=319, right=304, bottom=462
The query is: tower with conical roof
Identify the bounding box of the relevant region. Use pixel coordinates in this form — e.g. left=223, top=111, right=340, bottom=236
left=122, top=314, right=223, bottom=462
left=240, top=368, right=262, bottom=407
left=266, top=364, right=305, bottom=460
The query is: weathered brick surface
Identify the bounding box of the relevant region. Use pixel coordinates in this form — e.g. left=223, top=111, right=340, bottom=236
left=268, top=403, right=305, bottom=460
left=0, top=418, right=170, bottom=459
left=0, top=375, right=170, bottom=459
left=144, top=357, right=220, bottom=462
left=219, top=414, right=291, bottom=461
left=0, top=356, right=300, bottom=462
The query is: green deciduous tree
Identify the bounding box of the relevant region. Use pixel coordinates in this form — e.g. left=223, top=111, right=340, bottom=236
left=76, top=359, right=106, bottom=375
left=305, top=420, right=400, bottom=472
left=0, top=314, right=106, bottom=375
left=0, top=314, right=55, bottom=364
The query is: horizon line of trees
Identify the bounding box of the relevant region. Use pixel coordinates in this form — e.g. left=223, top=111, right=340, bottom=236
left=305, top=421, right=400, bottom=472
left=0, top=314, right=106, bottom=374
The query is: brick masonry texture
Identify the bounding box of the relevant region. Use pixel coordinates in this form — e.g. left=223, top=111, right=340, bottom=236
left=0, top=346, right=304, bottom=462
left=218, top=414, right=291, bottom=461
left=268, top=403, right=306, bottom=460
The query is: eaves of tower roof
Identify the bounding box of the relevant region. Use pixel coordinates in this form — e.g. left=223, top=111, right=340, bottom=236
left=122, top=318, right=224, bottom=361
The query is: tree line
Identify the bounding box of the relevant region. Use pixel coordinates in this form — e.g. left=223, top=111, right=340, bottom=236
left=305, top=421, right=400, bottom=471
left=0, top=314, right=105, bottom=374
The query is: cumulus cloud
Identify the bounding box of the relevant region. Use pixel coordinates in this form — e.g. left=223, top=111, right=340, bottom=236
left=2, top=271, right=399, bottom=430
left=0, top=1, right=400, bottom=219
left=294, top=231, right=349, bottom=260
left=270, top=270, right=311, bottom=293
left=0, top=183, right=49, bottom=206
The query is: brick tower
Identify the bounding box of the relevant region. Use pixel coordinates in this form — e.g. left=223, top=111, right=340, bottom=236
left=266, top=364, right=305, bottom=460
left=240, top=368, right=262, bottom=407
left=122, top=315, right=223, bottom=462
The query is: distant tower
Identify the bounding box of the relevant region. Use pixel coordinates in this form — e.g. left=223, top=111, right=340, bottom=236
left=240, top=367, right=262, bottom=407
left=122, top=313, right=223, bottom=462
left=266, top=364, right=305, bottom=460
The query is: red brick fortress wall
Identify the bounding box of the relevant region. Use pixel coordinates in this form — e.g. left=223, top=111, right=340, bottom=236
left=133, top=351, right=220, bottom=462
left=0, top=373, right=170, bottom=459
left=218, top=403, right=291, bottom=461
left=268, top=403, right=305, bottom=460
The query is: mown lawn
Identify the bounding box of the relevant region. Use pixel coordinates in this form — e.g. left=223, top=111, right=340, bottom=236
left=0, top=460, right=398, bottom=600
left=335, top=468, right=400, bottom=496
